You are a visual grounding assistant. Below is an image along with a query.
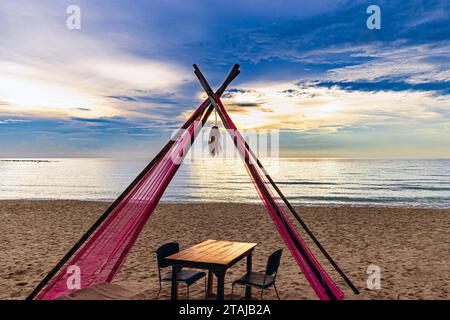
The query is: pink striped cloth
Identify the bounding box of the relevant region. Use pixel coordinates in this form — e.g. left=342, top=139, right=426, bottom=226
left=36, top=100, right=208, bottom=300
left=215, top=94, right=344, bottom=300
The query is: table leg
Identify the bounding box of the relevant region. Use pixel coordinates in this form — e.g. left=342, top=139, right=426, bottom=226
left=207, top=270, right=214, bottom=297
left=215, top=269, right=226, bottom=300
left=171, top=266, right=180, bottom=300
left=245, top=253, right=253, bottom=299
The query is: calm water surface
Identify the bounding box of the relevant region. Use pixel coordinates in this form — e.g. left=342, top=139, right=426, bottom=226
left=1, top=158, right=449, bottom=207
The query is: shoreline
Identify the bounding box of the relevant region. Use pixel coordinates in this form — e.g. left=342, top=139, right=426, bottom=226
left=1, top=199, right=450, bottom=210
left=1, top=200, right=449, bottom=300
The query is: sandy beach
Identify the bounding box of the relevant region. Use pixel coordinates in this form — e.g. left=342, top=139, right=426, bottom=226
left=0, top=200, right=449, bottom=300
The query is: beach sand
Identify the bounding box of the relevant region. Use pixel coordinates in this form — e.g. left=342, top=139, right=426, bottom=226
left=0, top=200, right=449, bottom=300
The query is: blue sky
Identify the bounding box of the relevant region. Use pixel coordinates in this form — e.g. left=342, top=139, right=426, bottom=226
left=0, top=0, right=449, bottom=158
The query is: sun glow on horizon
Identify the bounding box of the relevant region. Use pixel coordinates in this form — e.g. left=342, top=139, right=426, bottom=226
left=0, top=73, right=106, bottom=115
left=0, top=57, right=190, bottom=120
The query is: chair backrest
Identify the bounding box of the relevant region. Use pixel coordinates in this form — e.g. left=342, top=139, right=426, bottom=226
left=265, top=249, right=283, bottom=276
left=156, top=242, right=179, bottom=269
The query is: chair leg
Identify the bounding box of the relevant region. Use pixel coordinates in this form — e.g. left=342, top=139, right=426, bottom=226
left=231, top=283, right=235, bottom=300
left=260, top=288, right=264, bottom=300
left=155, top=281, right=162, bottom=300
left=274, top=284, right=280, bottom=300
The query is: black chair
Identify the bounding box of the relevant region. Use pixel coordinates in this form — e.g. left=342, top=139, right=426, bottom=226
left=155, top=242, right=206, bottom=300
left=231, top=249, right=282, bottom=300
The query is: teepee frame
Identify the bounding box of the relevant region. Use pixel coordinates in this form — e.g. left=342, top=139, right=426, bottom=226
left=27, top=64, right=357, bottom=300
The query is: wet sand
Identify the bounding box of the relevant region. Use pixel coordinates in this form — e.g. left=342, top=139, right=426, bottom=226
left=0, top=200, right=449, bottom=300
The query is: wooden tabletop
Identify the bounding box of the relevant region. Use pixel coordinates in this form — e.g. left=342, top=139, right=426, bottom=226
left=166, top=239, right=257, bottom=269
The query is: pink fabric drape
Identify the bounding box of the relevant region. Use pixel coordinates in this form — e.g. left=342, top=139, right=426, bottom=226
left=36, top=101, right=208, bottom=300
left=214, top=94, right=344, bottom=300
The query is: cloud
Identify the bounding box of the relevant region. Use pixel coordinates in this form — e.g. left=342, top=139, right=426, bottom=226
left=221, top=79, right=450, bottom=134
left=316, top=80, right=450, bottom=95
left=186, top=0, right=450, bottom=87
left=0, top=119, right=32, bottom=124
left=326, top=43, right=450, bottom=85
left=0, top=1, right=190, bottom=121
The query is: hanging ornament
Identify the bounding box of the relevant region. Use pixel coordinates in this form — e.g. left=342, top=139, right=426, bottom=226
left=208, top=109, right=221, bottom=157
left=208, top=125, right=221, bottom=157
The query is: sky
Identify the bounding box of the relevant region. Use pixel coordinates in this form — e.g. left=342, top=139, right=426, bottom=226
left=0, top=0, right=449, bottom=158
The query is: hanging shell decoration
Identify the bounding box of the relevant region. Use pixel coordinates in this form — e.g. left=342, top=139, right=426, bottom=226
left=208, top=125, right=221, bottom=157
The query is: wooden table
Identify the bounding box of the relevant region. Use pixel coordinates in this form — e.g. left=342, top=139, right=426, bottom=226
left=165, top=239, right=257, bottom=300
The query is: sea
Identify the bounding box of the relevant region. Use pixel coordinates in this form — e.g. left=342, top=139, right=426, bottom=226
left=1, top=158, right=449, bottom=208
